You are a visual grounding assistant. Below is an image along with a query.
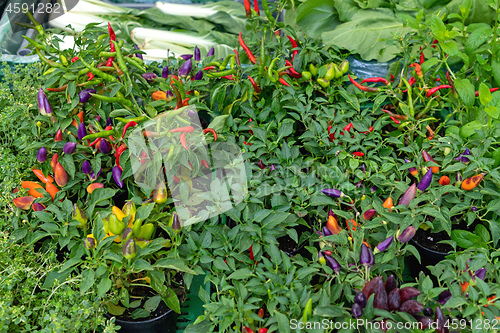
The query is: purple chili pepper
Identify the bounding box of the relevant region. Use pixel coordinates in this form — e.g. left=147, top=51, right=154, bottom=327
left=165, top=90, right=174, bottom=101
left=180, top=54, right=193, bottom=60
left=455, top=148, right=471, bottom=163
left=162, top=66, right=169, bottom=79
left=79, top=89, right=95, bottom=103
left=438, top=290, right=451, bottom=305
left=368, top=247, right=374, bottom=266
left=404, top=158, right=418, bottom=176
left=316, top=230, right=323, bottom=237
left=359, top=164, right=366, bottom=173
left=37, top=89, right=52, bottom=115
left=99, top=139, right=111, bottom=154
left=178, top=59, right=192, bottom=77
left=371, top=186, right=378, bottom=192
left=471, top=206, right=477, bottom=212
left=474, top=268, right=486, bottom=281
left=142, top=73, right=157, bottom=82
left=133, top=45, right=143, bottom=60
left=417, top=168, right=432, bottom=191
left=94, top=115, right=101, bottom=122
left=398, top=184, right=417, bottom=207
left=324, top=254, right=340, bottom=273
left=112, top=166, right=123, bottom=188
left=77, top=123, right=87, bottom=140
left=82, top=161, right=91, bottom=174
left=321, top=188, right=344, bottom=198
left=375, top=236, right=393, bottom=254
left=63, top=142, right=77, bottom=154
left=194, top=70, right=203, bottom=80
left=194, top=46, right=200, bottom=61
left=270, top=164, right=276, bottom=171
left=397, top=226, right=416, bottom=243
left=207, top=46, right=215, bottom=57
left=37, top=147, right=47, bottom=162
left=456, top=172, right=462, bottom=183
left=90, top=169, right=101, bottom=181
left=323, top=226, right=333, bottom=237
left=360, top=243, right=371, bottom=266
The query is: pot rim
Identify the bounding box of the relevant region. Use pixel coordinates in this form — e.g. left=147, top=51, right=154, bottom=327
left=409, top=238, right=449, bottom=256
left=105, top=306, right=175, bottom=325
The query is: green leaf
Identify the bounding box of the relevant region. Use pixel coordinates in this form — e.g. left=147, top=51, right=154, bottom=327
left=80, top=269, right=95, bottom=295
left=97, top=276, right=112, bottom=297
left=455, top=78, right=475, bottom=108
left=485, top=106, right=500, bottom=119
left=274, top=310, right=291, bottom=333
left=321, top=10, right=414, bottom=62
left=474, top=224, right=490, bottom=243
left=153, top=258, right=196, bottom=274
left=162, top=287, right=181, bottom=314
left=465, top=25, right=492, bottom=53
left=441, top=41, right=458, bottom=56
left=296, top=0, right=340, bottom=39
left=227, top=268, right=253, bottom=280
left=144, top=295, right=162, bottom=312
left=106, top=302, right=126, bottom=316
left=207, top=115, right=228, bottom=133
left=493, top=59, right=500, bottom=88
left=451, top=230, right=482, bottom=248
left=460, top=121, right=483, bottom=139
left=479, top=82, right=493, bottom=106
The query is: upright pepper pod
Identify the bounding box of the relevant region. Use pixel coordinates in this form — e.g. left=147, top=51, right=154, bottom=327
left=137, top=223, right=155, bottom=240
left=72, top=203, right=88, bottom=227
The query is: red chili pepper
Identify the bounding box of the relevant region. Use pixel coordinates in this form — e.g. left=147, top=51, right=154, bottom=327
left=390, top=116, right=400, bottom=124
left=258, top=308, right=264, bottom=318
left=344, top=122, right=353, bottom=133
left=234, top=49, right=241, bottom=66
left=253, top=0, right=260, bottom=15
left=107, top=23, right=116, bottom=67
left=243, top=0, right=251, bottom=18
left=180, top=132, right=188, bottom=150
left=287, top=35, right=298, bottom=62
left=201, top=160, right=209, bottom=168
left=103, top=125, right=115, bottom=142
left=87, top=72, right=94, bottom=81
left=248, top=76, right=261, bottom=93
left=249, top=245, right=255, bottom=260
left=435, top=78, right=441, bottom=81
left=170, top=126, right=194, bottom=133
left=116, top=143, right=127, bottom=171
left=89, top=137, right=103, bottom=147
left=426, top=85, right=452, bottom=97
left=348, top=74, right=379, bottom=92
left=71, top=56, right=79, bottom=62
left=243, top=326, right=254, bottom=333
left=274, top=30, right=280, bottom=37
left=244, top=141, right=252, bottom=146
left=182, top=98, right=190, bottom=106
left=360, top=77, right=390, bottom=85
left=239, top=32, right=256, bottom=64
left=352, top=152, right=364, bottom=157
left=390, top=74, right=395, bottom=82
left=369, top=126, right=373, bottom=132
left=382, top=109, right=408, bottom=120
left=203, top=66, right=216, bottom=71
left=122, top=121, right=138, bottom=139
left=203, top=128, right=217, bottom=141
left=222, top=75, right=235, bottom=80
left=285, top=60, right=302, bottom=78
left=47, top=84, right=68, bottom=92
left=173, top=175, right=180, bottom=183
left=475, top=87, right=499, bottom=97
left=419, top=47, right=425, bottom=65
left=279, top=77, right=290, bottom=86
left=431, top=39, right=438, bottom=48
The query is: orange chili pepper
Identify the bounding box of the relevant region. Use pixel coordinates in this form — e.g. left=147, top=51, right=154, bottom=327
left=21, top=181, right=44, bottom=198
left=461, top=173, right=485, bottom=191
left=383, top=197, right=393, bottom=211
left=45, top=181, right=59, bottom=201
left=326, top=214, right=342, bottom=235
left=152, top=91, right=167, bottom=101
left=484, top=295, right=496, bottom=307
left=32, top=169, right=54, bottom=183
left=461, top=282, right=469, bottom=293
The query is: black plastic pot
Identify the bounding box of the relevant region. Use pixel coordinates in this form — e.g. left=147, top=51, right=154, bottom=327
left=407, top=238, right=448, bottom=280
left=106, top=307, right=178, bottom=333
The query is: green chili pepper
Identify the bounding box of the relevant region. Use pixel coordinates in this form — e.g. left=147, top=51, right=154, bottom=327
left=78, top=79, right=103, bottom=87
left=23, top=36, right=47, bottom=52
left=137, top=223, right=155, bottom=240
left=97, top=34, right=108, bottom=44
left=77, top=67, right=90, bottom=77
left=118, top=40, right=125, bottom=48
left=90, top=93, right=132, bottom=107
left=80, top=57, right=118, bottom=83
left=116, top=116, right=148, bottom=124
left=166, top=144, right=175, bottom=161
left=124, top=57, right=146, bottom=73
left=309, top=64, right=318, bottom=76
left=111, top=40, right=128, bottom=75
left=175, top=114, right=191, bottom=125
left=205, top=61, right=221, bottom=68
left=99, top=51, right=116, bottom=58
left=324, top=63, right=335, bottom=81
left=301, top=71, right=312, bottom=80
left=317, top=78, right=330, bottom=88
left=268, top=57, right=280, bottom=83
left=59, top=55, right=69, bottom=66
left=262, top=0, right=275, bottom=24
left=219, top=54, right=235, bottom=71
left=302, top=298, right=313, bottom=324
left=82, top=130, right=117, bottom=141
left=206, top=69, right=236, bottom=78
left=230, top=55, right=235, bottom=70
left=36, top=49, right=65, bottom=69
left=25, top=10, right=44, bottom=36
